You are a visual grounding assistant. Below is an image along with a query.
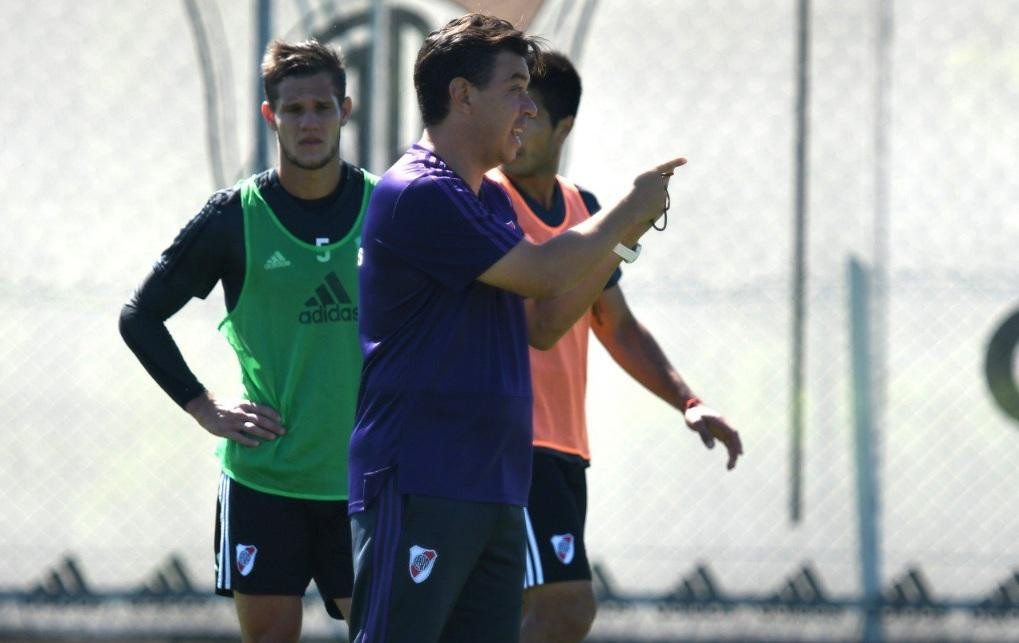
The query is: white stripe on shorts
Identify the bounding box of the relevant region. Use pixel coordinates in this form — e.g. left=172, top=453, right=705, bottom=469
left=524, top=538, right=535, bottom=588
left=217, top=473, right=232, bottom=591
left=523, top=507, right=544, bottom=588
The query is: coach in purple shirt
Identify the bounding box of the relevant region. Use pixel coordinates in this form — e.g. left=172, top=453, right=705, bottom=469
left=347, top=14, right=686, bottom=643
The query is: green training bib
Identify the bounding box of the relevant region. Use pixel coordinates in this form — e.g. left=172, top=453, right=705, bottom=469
left=217, top=172, right=376, bottom=499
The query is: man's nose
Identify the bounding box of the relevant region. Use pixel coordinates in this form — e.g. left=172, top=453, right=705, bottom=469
left=299, top=110, right=318, bottom=128
left=522, top=93, right=537, bottom=118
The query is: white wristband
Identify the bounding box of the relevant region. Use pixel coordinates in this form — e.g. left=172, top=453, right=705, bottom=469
left=613, top=242, right=642, bottom=263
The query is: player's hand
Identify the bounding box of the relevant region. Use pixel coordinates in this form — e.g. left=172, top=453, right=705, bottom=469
left=684, top=402, right=742, bottom=470
left=624, top=157, right=687, bottom=226
left=185, top=392, right=286, bottom=447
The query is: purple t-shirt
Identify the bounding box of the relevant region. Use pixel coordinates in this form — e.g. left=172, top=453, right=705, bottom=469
left=349, top=144, right=533, bottom=512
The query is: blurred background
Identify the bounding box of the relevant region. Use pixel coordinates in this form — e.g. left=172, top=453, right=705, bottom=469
left=1, top=0, right=1018, bottom=640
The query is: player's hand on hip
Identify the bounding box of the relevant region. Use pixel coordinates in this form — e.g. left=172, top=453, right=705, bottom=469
left=186, top=393, right=286, bottom=447
left=684, top=403, right=743, bottom=471
left=624, top=157, right=687, bottom=225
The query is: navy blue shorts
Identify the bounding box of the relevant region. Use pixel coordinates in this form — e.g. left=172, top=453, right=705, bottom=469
left=213, top=473, right=353, bottom=620
left=523, top=451, right=591, bottom=588
left=348, top=470, right=526, bottom=642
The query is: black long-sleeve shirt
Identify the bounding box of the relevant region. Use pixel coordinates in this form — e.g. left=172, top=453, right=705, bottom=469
left=119, top=165, right=367, bottom=408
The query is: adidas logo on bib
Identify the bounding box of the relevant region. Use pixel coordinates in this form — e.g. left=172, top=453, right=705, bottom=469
left=264, top=250, right=291, bottom=270
left=298, top=271, right=357, bottom=324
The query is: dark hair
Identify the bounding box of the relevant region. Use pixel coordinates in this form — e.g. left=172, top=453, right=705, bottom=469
left=528, top=51, right=581, bottom=127
left=262, top=39, right=346, bottom=108
left=414, top=13, right=544, bottom=126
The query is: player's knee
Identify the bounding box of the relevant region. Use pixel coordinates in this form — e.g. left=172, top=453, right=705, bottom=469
left=560, top=585, right=597, bottom=636
left=240, top=621, right=301, bottom=643
left=235, top=594, right=302, bottom=643
left=528, top=583, right=597, bottom=641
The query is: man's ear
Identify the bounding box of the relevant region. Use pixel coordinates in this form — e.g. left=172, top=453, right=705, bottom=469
left=553, top=115, right=575, bottom=145
left=260, top=101, right=277, bottom=130
left=340, top=96, right=353, bottom=125
left=448, top=77, right=473, bottom=115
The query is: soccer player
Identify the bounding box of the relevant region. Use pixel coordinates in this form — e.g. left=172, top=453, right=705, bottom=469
left=348, top=14, right=687, bottom=643
left=488, top=51, right=743, bottom=643
left=118, top=40, right=376, bottom=642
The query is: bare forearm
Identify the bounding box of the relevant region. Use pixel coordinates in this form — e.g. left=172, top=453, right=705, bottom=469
left=591, top=286, right=742, bottom=469
left=479, top=156, right=685, bottom=299
left=185, top=390, right=218, bottom=424
left=593, top=311, right=695, bottom=410
left=526, top=251, right=623, bottom=349
left=542, top=194, right=654, bottom=286
left=489, top=198, right=649, bottom=300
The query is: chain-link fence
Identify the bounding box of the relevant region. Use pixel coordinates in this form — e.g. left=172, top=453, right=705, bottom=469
left=2, top=0, right=1017, bottom=640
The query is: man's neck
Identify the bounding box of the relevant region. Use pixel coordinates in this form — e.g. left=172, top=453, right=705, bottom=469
left=421, top=127, right=489, bottom=195
left=277, top=160, right=343, bottom=200
left=504, top=171, right=558, bottom=210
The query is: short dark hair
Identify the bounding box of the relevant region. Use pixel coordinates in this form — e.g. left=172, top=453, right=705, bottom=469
left=262, top=39, right=346, bottom=109
left=414, top=13, right=544, bottom=126
left=528, top=51, right=582, bottom=127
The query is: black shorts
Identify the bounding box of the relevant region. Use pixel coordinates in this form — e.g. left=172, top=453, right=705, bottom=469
left=213, top=473, right=353, bottom=620
left=348, top=469, right=526, bottom=643
left=523, top=451, right=591, bottom=588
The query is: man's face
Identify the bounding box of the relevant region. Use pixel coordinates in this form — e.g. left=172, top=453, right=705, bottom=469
left=470, top=51, right=538, bottom=169
left=500, top=88, right=558, bottom=178
left=264, top=71, right=350, bottom=171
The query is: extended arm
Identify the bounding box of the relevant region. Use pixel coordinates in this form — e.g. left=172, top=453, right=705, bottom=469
left=483, top=158, right=684, bottom=348
left=523, top=221, right=644, bottom=350
left=590, top=285, right=743, bottom=470
left=478, top=158, right=684, bottom=301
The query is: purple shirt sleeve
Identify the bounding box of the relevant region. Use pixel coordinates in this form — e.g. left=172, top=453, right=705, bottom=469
left=376, top=175, right=522, bottom=292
